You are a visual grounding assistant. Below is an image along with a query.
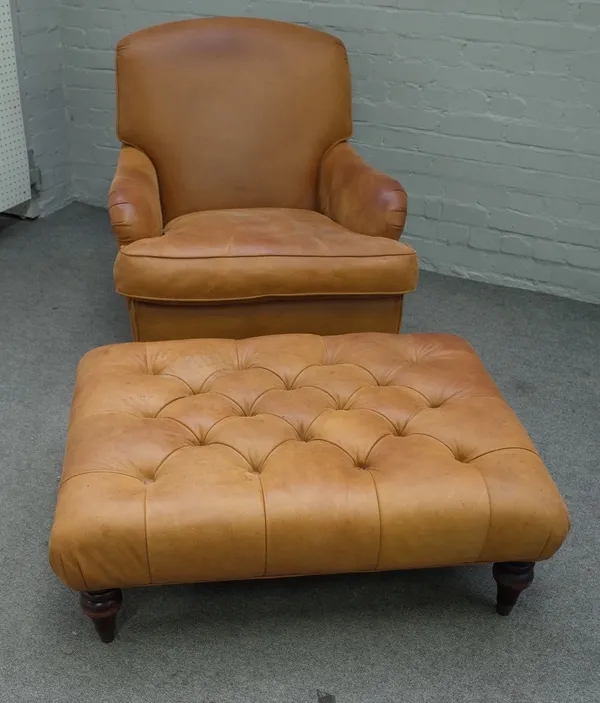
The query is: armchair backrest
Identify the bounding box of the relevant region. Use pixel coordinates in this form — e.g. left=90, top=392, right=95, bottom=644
left=116, top=18, right=352, bottom=224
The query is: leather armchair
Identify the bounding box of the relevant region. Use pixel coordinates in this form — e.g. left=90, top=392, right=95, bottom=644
left=110, top=18, right=418, bottom=342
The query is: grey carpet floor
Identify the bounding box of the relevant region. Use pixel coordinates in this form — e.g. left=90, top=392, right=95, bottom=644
left=0, top=203, right=598, bottom=703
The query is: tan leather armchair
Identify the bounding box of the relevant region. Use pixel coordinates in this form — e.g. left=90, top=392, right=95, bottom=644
left=109, top=17, right=418, bottom=342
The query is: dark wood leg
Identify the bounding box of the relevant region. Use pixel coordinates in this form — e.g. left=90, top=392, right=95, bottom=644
left=492, top=562, right=535, bottom=616
left=79, top=589, right=123, bottom=643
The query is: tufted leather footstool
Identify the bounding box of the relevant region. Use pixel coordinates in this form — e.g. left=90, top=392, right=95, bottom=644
left=49, top=333, right=569, bottom=642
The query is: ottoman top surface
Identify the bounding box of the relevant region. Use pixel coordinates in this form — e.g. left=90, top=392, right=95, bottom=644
left=50, top=333, right=569, bottom=591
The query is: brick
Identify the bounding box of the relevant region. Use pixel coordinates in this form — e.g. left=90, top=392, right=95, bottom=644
left=500, top=235, right=533, bottom=256
left=421, top=87, right=453, bottom=110
left=533, top=50, right=571, bottom=75
left=489, top=252, right=538, bottom=280
left=387, top=85, right=422, bottom=109
left=469, top=228, right=501, bottom=251
left=443, top=14, right=513, bottom=43
left=532, top=240, right=569, bottom=263
left=445, top=182, right=508, bottom=209
left=544, top=197, right=581, bottom=221
left=513, top=23, right=596, bottom=51
left=247, top=1, right=309, bottom=23
left=377, top=104, right=439, bottom=130
left=517, top=0, right=572, bottom=22
left=424, top=197, right=443, bottom=216
left=567, top=246, right=600, bottom=270
left=86, top=29, right=113, bottom=51
left=61, top=27, right=86, bottom=48
left=407, top=215, right=434, bottom=237
left=310, top=5, right=375, bottom=30
left=441, top=223, right=470, bottom=245
left=489, top=209, right=556, bottom=238
left=449, top=90, right=489, bottom=114
left=66, top=48, right=114, bottom=70
left=494, top=45, right=535, bottom=72
left=380, top=128, right=419, bottom=150
left=18, top=9, right=58, bottom=34
left=577, top=2, right=600, bottom=26
left=507, top=73, right=582, bottom=101
left=440, top=114, right=504, bottom=140
left=372, top=9, right=443, bottom=36
left=398, top=37, right=462, bottom=65
left=372, top=57, right=437, bottom=84
left=505, top=123, right=578, bottom=152
left=489, top=96, right=526, bottom=118
left=435, top=65, right=509, bottom=92
left=570, top=54, right=600, bottom=83
left=353, top=79, right=387, bottom=102
left=442, top=201, right=488, bottom=227
left=558, top=224, right=599, bottom=248
left=506, top=191, right=547, bottom=216
left=580, top=203, right=600, bottom=223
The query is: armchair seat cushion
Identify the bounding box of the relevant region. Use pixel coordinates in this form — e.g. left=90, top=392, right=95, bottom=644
left=114, top=208, right=418, bottom=303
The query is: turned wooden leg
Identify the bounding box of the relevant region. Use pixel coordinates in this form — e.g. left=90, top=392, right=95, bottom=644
left=492, top=562, right=535, bottom=616
left=80, top=589, right=123, bottom=643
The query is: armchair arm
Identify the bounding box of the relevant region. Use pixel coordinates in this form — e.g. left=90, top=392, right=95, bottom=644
left=108, top=147, right=163, bottom=247
left=318, top=142, right=407, bottom=240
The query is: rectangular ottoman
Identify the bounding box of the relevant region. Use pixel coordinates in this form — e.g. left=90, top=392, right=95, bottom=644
left=49, top=333, right=569, bottom=642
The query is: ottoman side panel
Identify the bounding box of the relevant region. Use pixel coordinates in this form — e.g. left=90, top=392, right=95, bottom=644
left=475, top=449, right=571, bottom=563
left=49, top=474, right=150, bottom=591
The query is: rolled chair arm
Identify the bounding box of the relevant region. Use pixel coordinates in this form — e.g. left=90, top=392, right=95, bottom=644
left=319, top=142, right=407, bottom=240
left=108, top=147, right=163, bottom=247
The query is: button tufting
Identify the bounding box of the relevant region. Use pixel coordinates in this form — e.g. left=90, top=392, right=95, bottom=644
left=50, top=332, right=570, bottom=593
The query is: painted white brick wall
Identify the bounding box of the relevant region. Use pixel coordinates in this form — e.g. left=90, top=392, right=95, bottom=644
left=12, top=0, right=71, bottom=214
left=36, top=0, right=600, bottom=300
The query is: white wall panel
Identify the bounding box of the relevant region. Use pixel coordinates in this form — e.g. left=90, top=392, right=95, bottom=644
left=0, top=0, right=30, bottom=212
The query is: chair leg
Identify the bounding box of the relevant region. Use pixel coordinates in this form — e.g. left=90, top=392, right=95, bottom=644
left=79, top=589, right=123, bottom=643
left=492, top=562, right=535, bottom=615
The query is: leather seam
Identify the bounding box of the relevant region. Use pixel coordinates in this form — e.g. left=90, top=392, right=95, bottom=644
left=153, top=445, right=188, bottom=479
left=117, top=252, right=416, bottom=260
left=157, top=373, right=195, bottom=395
left=143, top=486, right=153, bottom=585
left=475, top=470, right=493, bottom=564
left=243, top=366, right=287, bottom=388
left=402, top=432, right=455, bottom=456
left=257, top=473, right=268, bottom=577
left=128, top=299, right=141, bottom=341
left=536, top=529, right=553, bottom=561
left=290, top=384, right=338, bottom=407
left=160, top=417, right=200, bottom=442
left=154, top=393, right=195, bottom=417
left=248, top=387, right=288, bottom=415
left=60, top=471, right=146, bottom=487
left=365, top=468, right=383, bottom=571
left=204, top=415, right=244, bottom=442
left=75, top=559, right=88, bottom=591
left=358, top=409, right=397, bottom=433
left=466, top=446, right=540, bottom=464
left=119, top=289, right=417, bottom=303
left=76, top=558, right=540, bottom=591
left=309, top=438, right=355, bottom=464
left=365, top=432, right=395, bottom=464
